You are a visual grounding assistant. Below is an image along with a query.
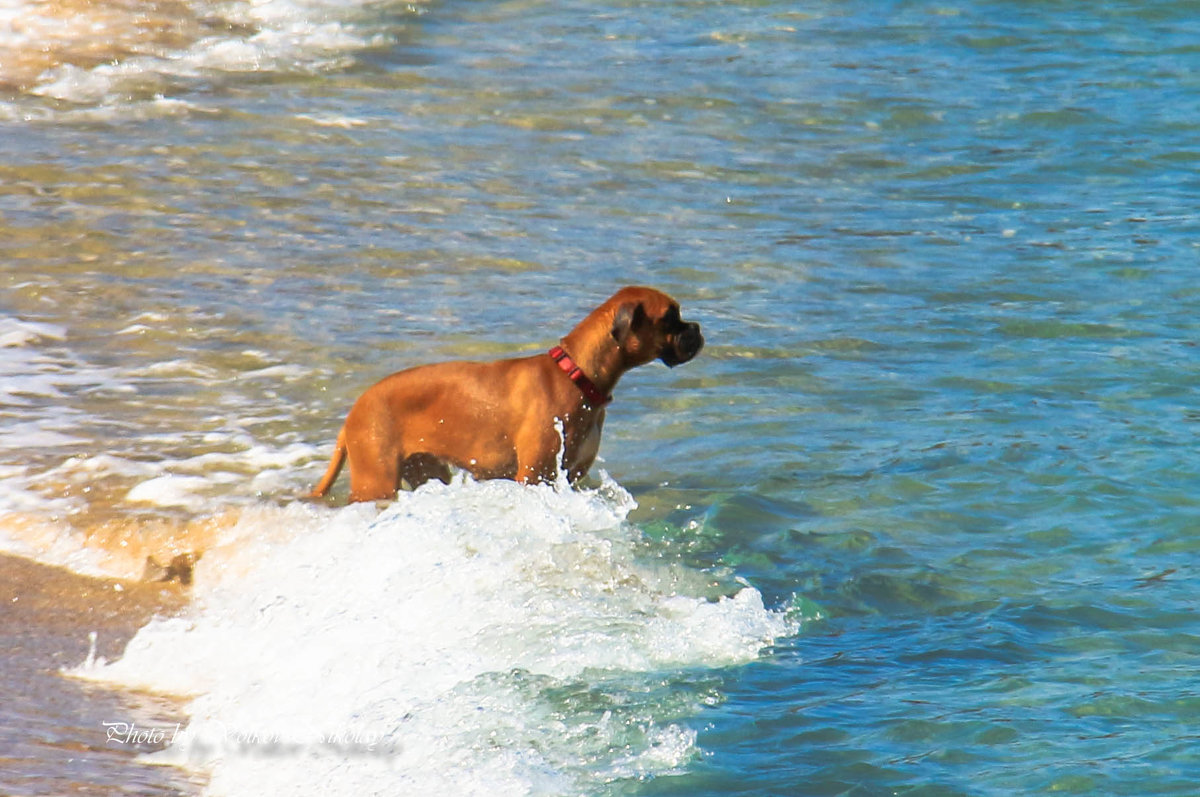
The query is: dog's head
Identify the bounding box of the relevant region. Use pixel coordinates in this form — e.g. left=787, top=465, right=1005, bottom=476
left=608, top=286, right=704, bottom=368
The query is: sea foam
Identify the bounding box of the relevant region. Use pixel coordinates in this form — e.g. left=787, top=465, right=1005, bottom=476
left=2, top=0, right=408, bottom=114
left=78, top=476, right=794, bottom=794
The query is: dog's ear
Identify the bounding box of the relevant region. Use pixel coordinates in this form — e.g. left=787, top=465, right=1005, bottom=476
left=611, top=301, right=646, bottom=344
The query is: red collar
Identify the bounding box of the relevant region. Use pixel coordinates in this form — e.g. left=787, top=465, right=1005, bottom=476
left=549, top=345, right=612, bottom=407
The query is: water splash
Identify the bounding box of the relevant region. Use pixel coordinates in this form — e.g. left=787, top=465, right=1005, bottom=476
left=72, top=476, right=794, bottom=794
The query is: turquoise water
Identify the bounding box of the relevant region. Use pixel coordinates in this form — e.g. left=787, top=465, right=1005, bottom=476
left=2, top=0, right=1199, bottom=794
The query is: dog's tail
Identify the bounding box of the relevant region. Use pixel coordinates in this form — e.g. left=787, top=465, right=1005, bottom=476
left=310, top=427, right=348, bottom=498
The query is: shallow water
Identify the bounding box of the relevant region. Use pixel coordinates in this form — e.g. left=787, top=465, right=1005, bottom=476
left=0, top=554, right=197, bottom=795
left=3, top=0, right=1200, bottom=794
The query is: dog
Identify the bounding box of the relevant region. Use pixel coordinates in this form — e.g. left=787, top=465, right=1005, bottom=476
left=310, top=286, right=703, bottom=502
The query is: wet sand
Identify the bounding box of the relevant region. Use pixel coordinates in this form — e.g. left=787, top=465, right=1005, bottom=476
left=0, top=553, right=202, bottom=795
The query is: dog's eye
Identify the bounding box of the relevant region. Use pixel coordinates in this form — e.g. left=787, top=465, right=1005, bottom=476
left=662, top=306, right=681, bottom=326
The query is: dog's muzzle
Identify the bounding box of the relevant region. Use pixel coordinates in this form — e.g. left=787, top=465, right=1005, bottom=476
left=661, top=322, right=704, bottom=367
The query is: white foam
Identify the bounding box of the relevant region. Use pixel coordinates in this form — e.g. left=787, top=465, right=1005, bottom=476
left=125, top=475, right=216, bottom=511
left=0, top=317, right=77, bottom=408
left=0, top=317, right=66, bottom=348
left=132, top=359, right=222, bottom=380
left=0, top=490, right=117, bottom=578
left=0, top=317, right=125, bottom=412
left=0, top=420, right=87, bottom=449
left=79, top=477, right=794, bottom=794
left=295, top=112, right=369, bottom=128
left=236, top=364, right=309, bottom=381
left=113, top=438, right=320, bottom=511
left=0, top=311, right=326, bottom=578
left=0, top=519, right=117, bottom=576
left=4, top=0, right=410, bottom=111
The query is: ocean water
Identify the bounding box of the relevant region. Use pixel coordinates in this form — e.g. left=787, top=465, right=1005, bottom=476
left=2, top=0, right=1199, bottom=794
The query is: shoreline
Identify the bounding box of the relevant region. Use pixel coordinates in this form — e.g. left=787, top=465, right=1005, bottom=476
left=0, top=553, right=202, bottom=795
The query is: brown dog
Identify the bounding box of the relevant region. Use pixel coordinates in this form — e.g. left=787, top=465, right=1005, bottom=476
left=310, top=286, right=704, bottom=502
